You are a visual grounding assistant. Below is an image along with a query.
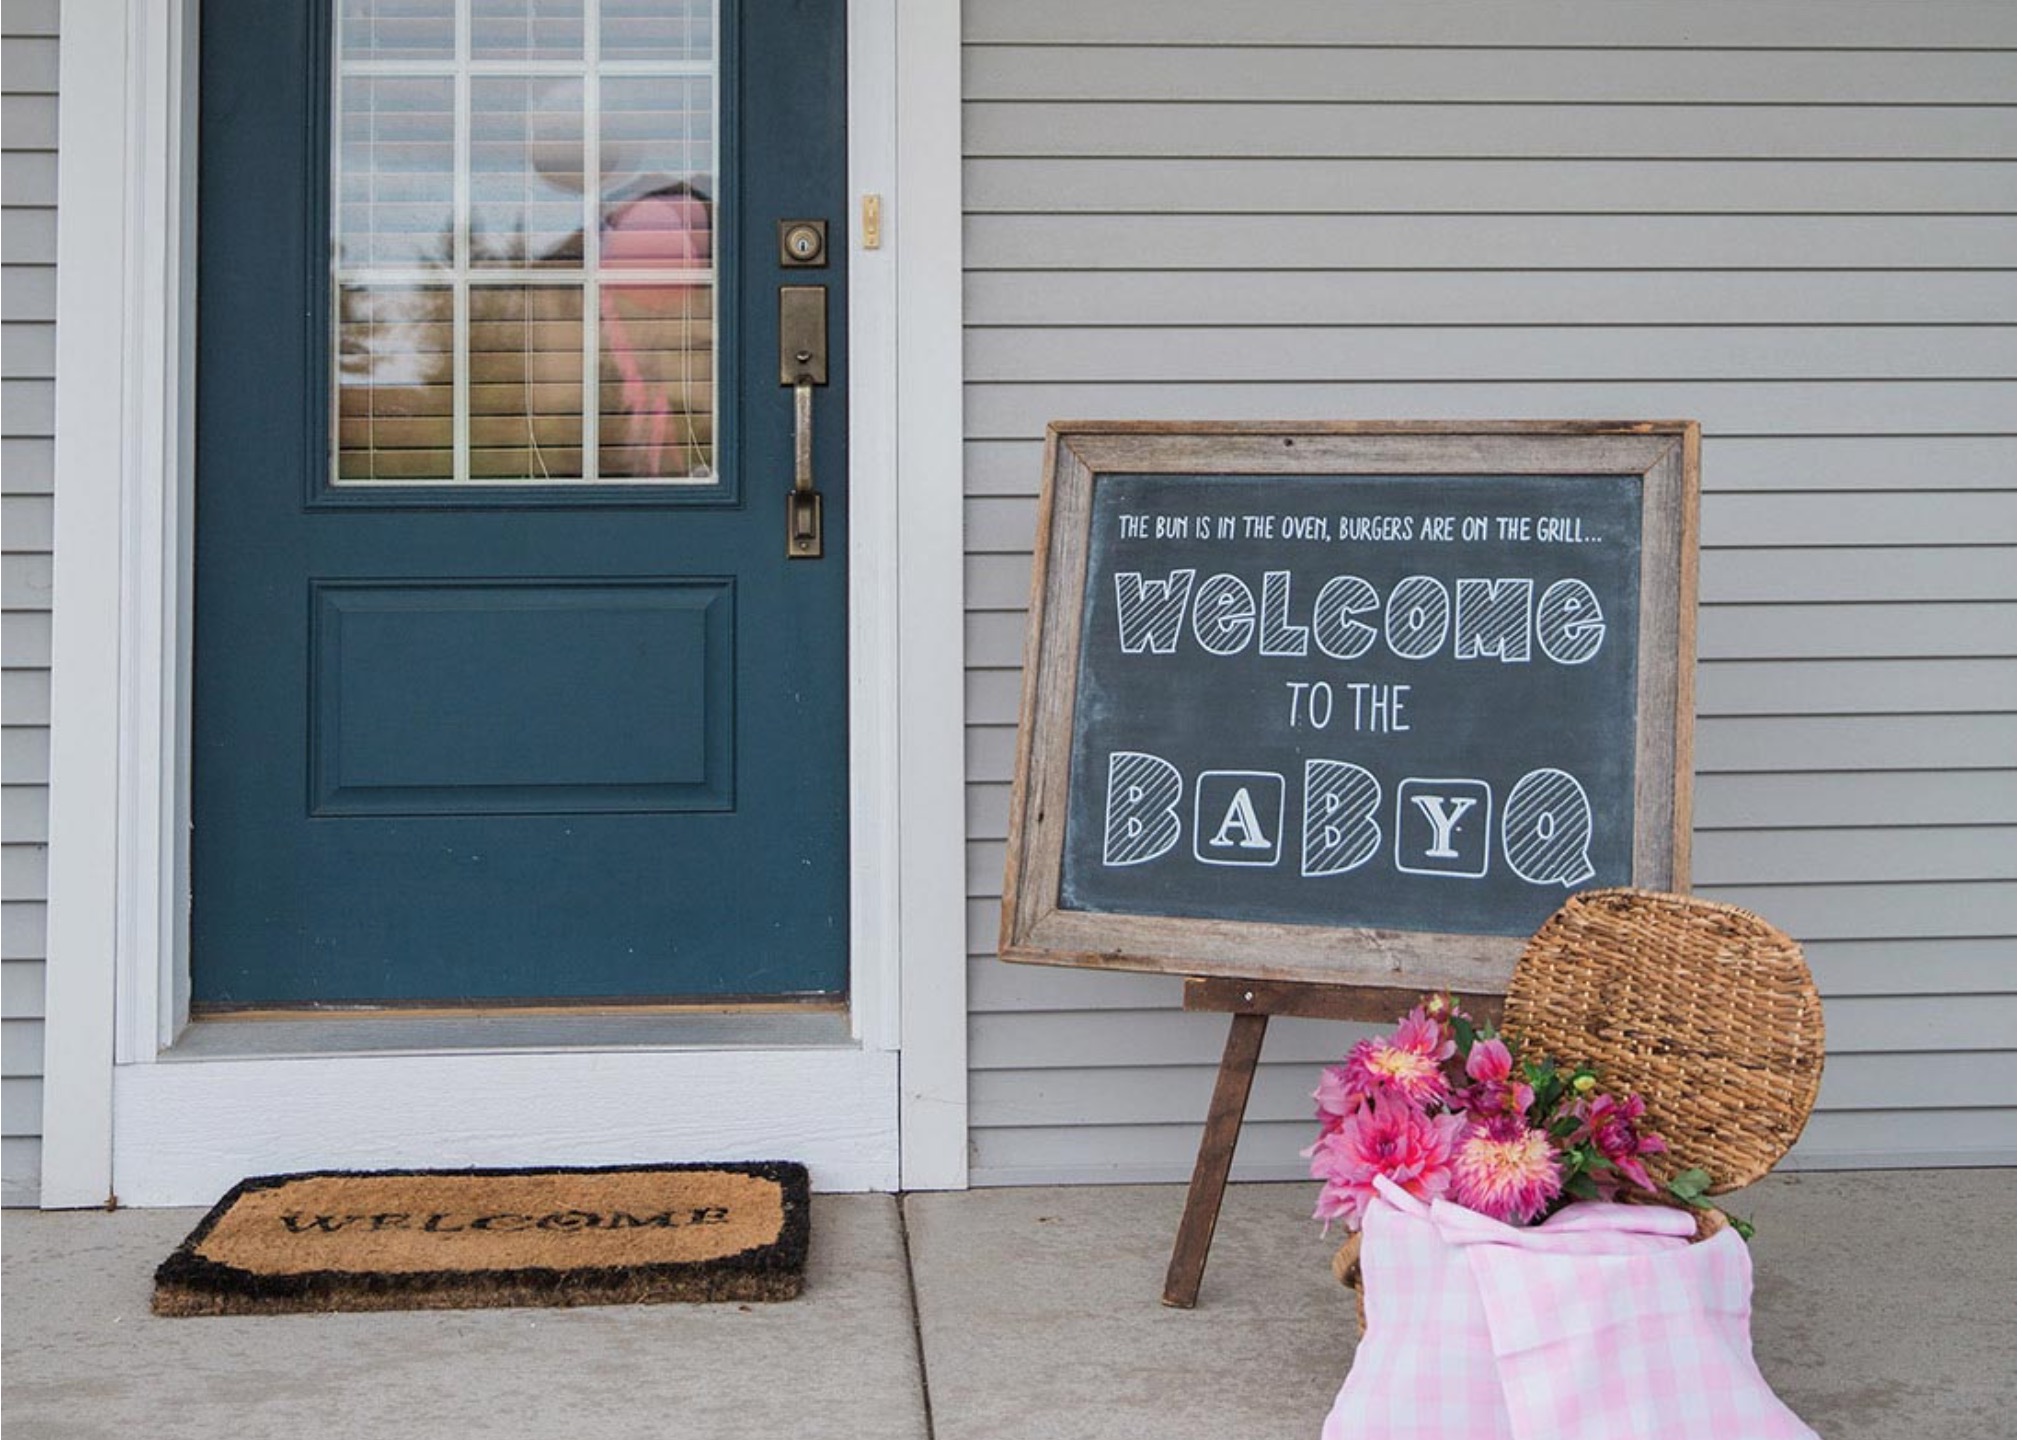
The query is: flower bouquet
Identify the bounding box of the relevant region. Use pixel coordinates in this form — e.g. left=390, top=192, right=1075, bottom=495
left=1306, top=991, right=1737, bottom=1236
left=1311, top=991, right=1815, bottom=1440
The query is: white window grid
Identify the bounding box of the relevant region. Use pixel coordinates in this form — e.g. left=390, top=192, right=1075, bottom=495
left=329, top=0, right=721, bottom=486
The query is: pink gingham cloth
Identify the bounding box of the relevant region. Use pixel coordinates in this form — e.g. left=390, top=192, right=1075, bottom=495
left=1321, top=1176, right=1817, bottom=1440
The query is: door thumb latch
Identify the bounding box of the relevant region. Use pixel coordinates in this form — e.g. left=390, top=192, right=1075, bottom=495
left=780, top=284, right=828, bottom=559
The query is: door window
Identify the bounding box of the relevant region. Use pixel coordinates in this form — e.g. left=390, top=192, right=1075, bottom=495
left=332, top=0, right=718, bottom=485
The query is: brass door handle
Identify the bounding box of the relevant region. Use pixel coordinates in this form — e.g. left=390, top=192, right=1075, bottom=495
left=781, top=284, right=827, bottom=559
left=788, top=378, right=820, bottom=558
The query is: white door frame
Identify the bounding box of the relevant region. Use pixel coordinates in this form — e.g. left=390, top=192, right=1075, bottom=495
left=42, top=0, right=968, bottom=1206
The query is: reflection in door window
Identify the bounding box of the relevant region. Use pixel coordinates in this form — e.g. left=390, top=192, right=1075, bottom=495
left=332, top=0, right=716, bottom=484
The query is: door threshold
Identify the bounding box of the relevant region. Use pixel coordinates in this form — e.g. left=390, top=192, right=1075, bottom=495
left=162, top=1004, right=855, bottom=1061
left=196, top=998, right=847, bottom=1022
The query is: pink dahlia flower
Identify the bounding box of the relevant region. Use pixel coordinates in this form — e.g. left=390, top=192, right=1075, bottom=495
left=1466, top=1036, right=1513, bottom=1084
left=1312, top=1062, right=1360, bottom=1137
left=1450, top=1115, right=1563, bottom=1225
left=1306, top=1094, right=1465, bottom=1230
left=1456, top=1035, right=1535, bottom=1118
left=1332, top=1008, right=1456, bottom=1110
left=1575, top=1091, right=1668, bottom=1193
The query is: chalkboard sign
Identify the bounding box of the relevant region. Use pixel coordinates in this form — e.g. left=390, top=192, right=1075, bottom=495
left=1000, top=423, right=1699, bottom=996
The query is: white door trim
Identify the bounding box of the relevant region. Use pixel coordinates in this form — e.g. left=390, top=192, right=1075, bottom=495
left=891, top=0, right=971, bottom=1192
left=41, top=0, right=969, bottom=1205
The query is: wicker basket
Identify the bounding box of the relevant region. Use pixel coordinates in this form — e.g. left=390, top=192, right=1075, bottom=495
left=1333, top=887, right=1825, bottom=1327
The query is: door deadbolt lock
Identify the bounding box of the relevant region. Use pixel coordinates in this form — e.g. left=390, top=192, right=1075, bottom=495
left=778, top=219, right=827, bottom=268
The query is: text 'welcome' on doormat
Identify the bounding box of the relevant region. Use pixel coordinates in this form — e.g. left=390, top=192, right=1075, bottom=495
left=153, top=1161, right=810, bottom=1316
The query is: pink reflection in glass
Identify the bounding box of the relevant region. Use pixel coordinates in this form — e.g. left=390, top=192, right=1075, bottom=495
left=601, top=182, right=713, bottom=479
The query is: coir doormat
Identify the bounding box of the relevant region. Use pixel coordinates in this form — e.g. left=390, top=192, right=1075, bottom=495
left=153, top=1161, right=809, bottom=1316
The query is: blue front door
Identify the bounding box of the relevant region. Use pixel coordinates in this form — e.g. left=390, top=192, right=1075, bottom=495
left=191, top=0, right=850, bottom=1004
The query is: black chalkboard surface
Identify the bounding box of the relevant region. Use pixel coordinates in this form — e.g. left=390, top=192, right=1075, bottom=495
left=1059, top=472, right=1643, bottom=939
left=1001, top=424, right=1698, bottom=996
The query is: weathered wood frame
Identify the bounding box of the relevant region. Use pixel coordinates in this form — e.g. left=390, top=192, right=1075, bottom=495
left=1000, top=421, right=1701, bottom=995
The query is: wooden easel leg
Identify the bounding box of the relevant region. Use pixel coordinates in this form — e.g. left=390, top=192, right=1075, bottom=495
left=1161, top=1011, right=1269, bottom=1308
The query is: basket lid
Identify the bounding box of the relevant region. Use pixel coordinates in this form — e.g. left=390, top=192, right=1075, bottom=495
left=1501, top=887, right=1825, bottom=1194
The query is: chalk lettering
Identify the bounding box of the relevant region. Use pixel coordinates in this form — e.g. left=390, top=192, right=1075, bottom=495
left=1536, top=578, right=1606, bottom=665
left=1384, top=576, right=1451, bottom=660
left=1116, top=571, right=1604, bottom=666
left=1193, top=771, right=1285, bottom=868
left=1339, top=682, right=1410, bottom=733
left=1208, top=789, right=1271, bottom=850
left=1395, top=779, right=1494, bottom=879
left=1285, top=679, right=1335, bottom=730
left=1301, top=761, right=1382, bottom=877
left=1411, top=795, right=1477, bottom=859
left=1191, top=574, right=1257, bottom=654
left=1311, top=576, right=1380, bottom=659
left=1102, top=751, right=1183, bottom=867
left=1453, top=578, right=1535, bottom=663
left=1257, top=571, right=1310, bottom=656
left=1114, top=569, right=1195, bottom=655
left=1502, top=768, right=1597, bottom=886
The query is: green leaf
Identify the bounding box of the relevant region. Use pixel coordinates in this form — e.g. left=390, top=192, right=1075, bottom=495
left=1729, top=1213, right=1757, bottom=1243
left=1452, top=1015, right=1478, bottom=1063
left=1564, top=1172, right=1599, bottom=1200
left=1667, top=1167, right=1714, bottom=1202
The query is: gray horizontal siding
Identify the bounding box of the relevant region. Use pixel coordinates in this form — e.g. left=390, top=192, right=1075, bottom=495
left=968, top=1053, right=2018, bottom=1129
left=1, top=6, right=56, bottom=1207
left=967, top=1110, right=2018, bottom=1187
left=966, top=437, right=2019, bottom=494
left=967, top=160, right=2019, bottom=216
left=967, top=326, right=2016, bottom=380
left=966, top=383, right=2013, bottom=439
left=967, top=274, right=2017, bottom=327
left=970, top=938, right=2020, bottom=1009
left=965, top=48, right=2018, bottom=106
left=969, top=882, right=2014, bottom=953
left=963, top=105, right=2015, bottom=161
left=962, top=1, right=2016, bottom=49
left=969, top=216, right=2016, bottom=269
left=961, top=0, right=2018, bottom=1185
left=969, top=1003, right=2016, bottom=1074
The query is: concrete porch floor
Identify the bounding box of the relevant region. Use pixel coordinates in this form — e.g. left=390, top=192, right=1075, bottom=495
left=4, top=1171, right=2014, bottom=1439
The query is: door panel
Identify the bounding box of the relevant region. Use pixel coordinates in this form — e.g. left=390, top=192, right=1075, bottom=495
left=309, top=579, right=734, bottom=816
left=192, top=0, right=850, bottom=1005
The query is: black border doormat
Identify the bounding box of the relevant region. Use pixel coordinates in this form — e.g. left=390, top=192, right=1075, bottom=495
left=153, top=1161, right=810, bottom=1316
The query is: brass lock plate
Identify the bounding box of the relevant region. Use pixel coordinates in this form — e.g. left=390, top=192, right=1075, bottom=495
left=779, top=285, right=828, bottom=384
left=787, top=490, right=823, bottom=559
left=778, top=219, right=828, bottom=268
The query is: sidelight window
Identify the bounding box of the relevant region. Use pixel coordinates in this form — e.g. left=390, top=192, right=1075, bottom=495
left=331, top=0, right=718, bottom=485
